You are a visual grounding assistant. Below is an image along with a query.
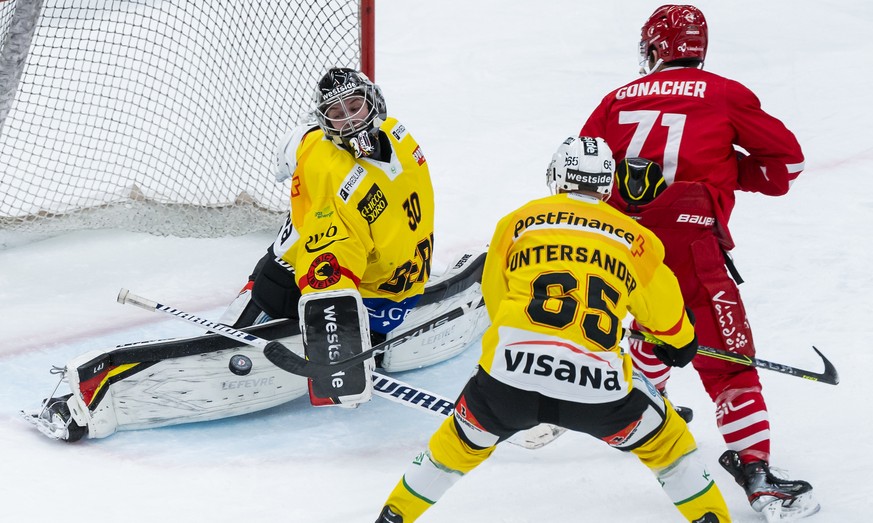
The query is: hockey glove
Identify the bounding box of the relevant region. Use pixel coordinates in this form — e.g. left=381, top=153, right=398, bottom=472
left=652, top=334, right=698, bottom=368
left=651, top=307, right=697, bottom=367
left=251, top=247, right=301, bottom=320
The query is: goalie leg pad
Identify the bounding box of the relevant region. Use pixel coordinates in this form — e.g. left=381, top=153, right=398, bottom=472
left=31, top=319, right=308, bottom=440
left=300, top=289, right=373, bottom=407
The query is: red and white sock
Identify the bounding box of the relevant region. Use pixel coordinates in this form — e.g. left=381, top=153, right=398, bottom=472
left=714, top=386, right=771, bottom=463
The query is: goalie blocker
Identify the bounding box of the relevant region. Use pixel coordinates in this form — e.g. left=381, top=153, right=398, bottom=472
left=301, top=289, right=373, bottom=407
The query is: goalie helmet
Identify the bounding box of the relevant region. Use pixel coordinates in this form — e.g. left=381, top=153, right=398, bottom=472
left=639, top=5, right=708, bottom=75
left=314, top=67, right=387, bottom=158
left=547, top=136, right=615, bottom=198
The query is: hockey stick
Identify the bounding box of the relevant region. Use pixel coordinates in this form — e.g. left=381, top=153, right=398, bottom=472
left=117, top=288, right=561, bottom=449
left=372, top=372, right=566, bottom=449
left=626, top=329, right=839, bottom=385
left=118, top=288, right=477, bottom=380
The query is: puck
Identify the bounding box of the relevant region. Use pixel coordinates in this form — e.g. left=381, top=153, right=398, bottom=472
left=228, top=354, right=253, bottom=376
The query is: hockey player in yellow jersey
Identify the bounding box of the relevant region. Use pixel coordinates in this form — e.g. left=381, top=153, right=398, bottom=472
left=221, top=67, right=436, bottom=407
left=375, top=137, right=731, bottom=522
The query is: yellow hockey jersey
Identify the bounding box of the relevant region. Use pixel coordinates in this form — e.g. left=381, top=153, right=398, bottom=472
left=273, top=117, right=435, bottom=302
left=479, top=192, right=694, bottom=403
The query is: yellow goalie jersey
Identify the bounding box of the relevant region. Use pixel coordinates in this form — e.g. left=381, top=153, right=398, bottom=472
left=479, top=192, right=694, bottom=403
left=275, top=117, right=435, bottom=303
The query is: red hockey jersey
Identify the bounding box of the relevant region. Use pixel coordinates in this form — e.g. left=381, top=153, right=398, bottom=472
left=581, top=66, right=804, bottom=239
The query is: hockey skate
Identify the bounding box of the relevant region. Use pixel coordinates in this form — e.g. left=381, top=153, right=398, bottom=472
left=674, top=404, right=694, bottom=424
left=375, top=506, right=403, bottom=523
left=661, top=389, right=694, bottom=423
left=719, top=450, right=820, bottom=521
left=21, top=394, right=88, bottom=442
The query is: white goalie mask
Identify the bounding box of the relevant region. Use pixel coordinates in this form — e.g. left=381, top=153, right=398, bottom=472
left=546, top=136, right=615, bottom=198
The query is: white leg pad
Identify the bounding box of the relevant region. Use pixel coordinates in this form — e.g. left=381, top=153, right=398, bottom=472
left=381, top=291, right=487, bottom=372
left=63, top=320, right=307, bottom=439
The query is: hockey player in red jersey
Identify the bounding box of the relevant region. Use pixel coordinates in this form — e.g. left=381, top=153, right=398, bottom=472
left=580, top=5, right=818, bottom=520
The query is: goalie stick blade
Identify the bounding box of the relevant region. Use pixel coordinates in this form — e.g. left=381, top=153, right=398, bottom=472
left=264, top=339, right=377, bottom=380
left=263, top=341, right=323, bottom=379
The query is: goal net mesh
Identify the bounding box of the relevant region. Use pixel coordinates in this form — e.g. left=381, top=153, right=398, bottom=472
left=0, top=0, right=364, bottom=240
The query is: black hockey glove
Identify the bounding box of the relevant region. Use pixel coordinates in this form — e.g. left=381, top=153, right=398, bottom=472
left=651, top=307, right=697, bottom=367
left=652, top=334, right=698, bottom=368
left=251, top=247, right=301, bottom=320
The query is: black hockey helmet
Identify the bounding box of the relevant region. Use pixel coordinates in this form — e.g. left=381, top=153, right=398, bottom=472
left=313, top=67, right=387, bottom=158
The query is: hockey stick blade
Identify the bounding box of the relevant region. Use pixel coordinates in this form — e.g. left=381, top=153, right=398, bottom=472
left=627, top=329, right=839, bottom=386
left=694, top=345, right=838, bottom=386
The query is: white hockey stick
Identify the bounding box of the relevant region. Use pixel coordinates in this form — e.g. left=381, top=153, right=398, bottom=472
left=117, top=288, right=565, bottom=449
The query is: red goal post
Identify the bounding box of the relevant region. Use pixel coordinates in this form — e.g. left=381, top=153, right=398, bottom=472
left=0, top=0, right=375, bottom=242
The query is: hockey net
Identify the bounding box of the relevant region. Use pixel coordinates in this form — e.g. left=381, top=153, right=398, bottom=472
left=0, top=0, right=373, bottom=242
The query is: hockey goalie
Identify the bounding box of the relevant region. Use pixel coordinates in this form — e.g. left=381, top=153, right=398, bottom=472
left=22, top=67, right=489, bottom=442
left=22, top=249, right=489, bottom=442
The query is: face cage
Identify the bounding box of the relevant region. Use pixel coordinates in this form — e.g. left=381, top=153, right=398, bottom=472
left=317, top=88, right=377, bottom=139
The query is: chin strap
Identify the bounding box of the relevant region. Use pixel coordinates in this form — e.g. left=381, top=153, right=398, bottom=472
left=640, top=57, right=663, bottom=76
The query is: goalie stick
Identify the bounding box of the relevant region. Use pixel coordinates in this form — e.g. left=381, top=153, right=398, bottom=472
left=626, top=328, right=839, bottom=385
left=117, top=288, right=564, bottom=449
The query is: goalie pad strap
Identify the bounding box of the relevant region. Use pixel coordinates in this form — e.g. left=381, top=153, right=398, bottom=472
left=300, top=289, right=373, bottom=406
